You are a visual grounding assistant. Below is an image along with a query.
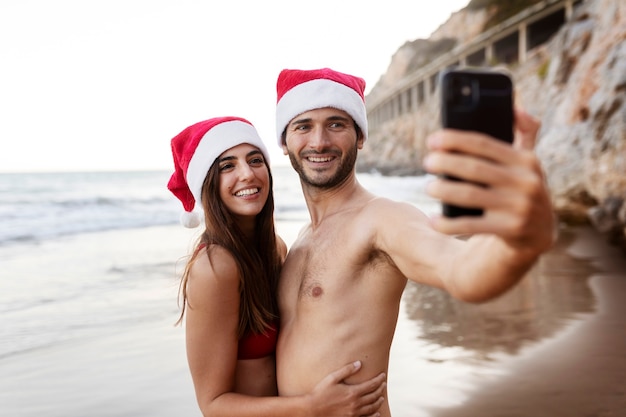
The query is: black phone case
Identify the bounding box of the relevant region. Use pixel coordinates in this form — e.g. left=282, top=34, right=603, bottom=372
left=439, top=68, right=514, bottom=218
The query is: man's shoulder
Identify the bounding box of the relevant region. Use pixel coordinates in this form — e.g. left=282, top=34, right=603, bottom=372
left=357, top=197, right=432, bottom=236
left=339, top=197, right=411, bottom=233
left=361, top=195, right=417, bottom=214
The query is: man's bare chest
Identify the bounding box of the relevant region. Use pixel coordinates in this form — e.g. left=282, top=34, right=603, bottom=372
left=283, top=240, right=345, bottom=301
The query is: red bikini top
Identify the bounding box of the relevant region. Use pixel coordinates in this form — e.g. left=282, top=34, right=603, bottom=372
left=237, top=322, right=279, bottom=360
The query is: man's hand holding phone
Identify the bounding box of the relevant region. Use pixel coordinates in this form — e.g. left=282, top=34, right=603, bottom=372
left=424, top=102, right=555, bottom=254
left=438, top=68, right=515, bottom=217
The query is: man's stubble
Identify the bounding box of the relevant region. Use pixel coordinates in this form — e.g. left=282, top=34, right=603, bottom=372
left=287, top=143, right=358, bottom=190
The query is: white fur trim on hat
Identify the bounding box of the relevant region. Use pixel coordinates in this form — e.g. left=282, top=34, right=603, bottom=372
left=186, top=120, right=269, bottom=210
left=275, top=78, right=368, bottom=146
left=180, top=211, right=202, bottom=228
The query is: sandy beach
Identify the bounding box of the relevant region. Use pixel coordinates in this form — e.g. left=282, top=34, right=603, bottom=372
left=426, top=226, right=626, bottom=417
left=0, top=225, right=203, bottom=417
left=1, top=220, right=624, bottom=417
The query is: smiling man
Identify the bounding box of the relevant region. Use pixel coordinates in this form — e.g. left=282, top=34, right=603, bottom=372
left=273, top=67, right=555, bottom=416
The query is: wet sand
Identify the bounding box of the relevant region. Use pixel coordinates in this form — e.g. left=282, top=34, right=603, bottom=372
left=1, top=222, right=623, bottom=416
left=425, top=226, right=626, bottom=417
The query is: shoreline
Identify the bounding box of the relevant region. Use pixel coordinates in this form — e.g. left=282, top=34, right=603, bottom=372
left=1, top=224, right=624, bottom=416
left=426, top=226, right=626, bottom=417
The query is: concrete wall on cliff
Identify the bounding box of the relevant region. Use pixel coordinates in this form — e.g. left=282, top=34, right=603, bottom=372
left=360, top=0, right=626, bottom=249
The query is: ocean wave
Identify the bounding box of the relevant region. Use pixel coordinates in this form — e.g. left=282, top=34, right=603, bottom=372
left=0, top=170, right=436, bottom=246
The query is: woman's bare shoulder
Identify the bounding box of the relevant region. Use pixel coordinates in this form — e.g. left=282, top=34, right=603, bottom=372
left=189, top=244, right=240, bottom=289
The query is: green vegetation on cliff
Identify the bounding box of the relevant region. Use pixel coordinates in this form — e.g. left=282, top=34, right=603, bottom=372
left=467, top=0, right=544, bottom=30
left=406, top=38, right=458, bottom=73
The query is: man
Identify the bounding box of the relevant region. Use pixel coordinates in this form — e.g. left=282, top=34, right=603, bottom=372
left=274, top=67, right=555, bottom=416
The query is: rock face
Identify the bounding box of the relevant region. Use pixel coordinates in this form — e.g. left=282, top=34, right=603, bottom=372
left=361, top=0, right=626, bottom=250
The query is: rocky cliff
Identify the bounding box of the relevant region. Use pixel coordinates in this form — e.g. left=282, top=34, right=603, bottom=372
left=360, top=0, right=626, bottom=250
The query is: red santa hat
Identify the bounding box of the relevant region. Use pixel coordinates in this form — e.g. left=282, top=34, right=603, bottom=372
left=275, top=67, right=368, bottom=146
left=167, top=116, right=270, bottom=228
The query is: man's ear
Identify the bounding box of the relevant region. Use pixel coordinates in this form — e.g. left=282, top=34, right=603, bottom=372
left=357, top=133, right=365, bottom=150
left=281, top=131, right=289, bottom=154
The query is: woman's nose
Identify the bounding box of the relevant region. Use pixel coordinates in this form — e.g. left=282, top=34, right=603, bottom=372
left=237, top=164, right=255, bottom=180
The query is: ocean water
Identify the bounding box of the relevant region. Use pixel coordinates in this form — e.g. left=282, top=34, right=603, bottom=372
left=0, top=167, right=436, bottom=356
left=0, top=167, right=436, bottom=247
left=0, top=171, right=178, bottom=245
left=0, top=167, right=599, bottom=416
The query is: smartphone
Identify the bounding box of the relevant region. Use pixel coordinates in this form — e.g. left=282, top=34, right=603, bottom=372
left=439, top=67, right=514, bottom=217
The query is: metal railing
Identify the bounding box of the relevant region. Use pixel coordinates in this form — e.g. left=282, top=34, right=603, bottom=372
left=367, top=0, right=583, bottom=128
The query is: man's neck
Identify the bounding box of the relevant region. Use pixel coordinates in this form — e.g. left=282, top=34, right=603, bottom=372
left=301, top=175, right=367, bottom=227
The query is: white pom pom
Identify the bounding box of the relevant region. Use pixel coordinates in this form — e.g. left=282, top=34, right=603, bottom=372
left=180, top=211, right=201, bottom=228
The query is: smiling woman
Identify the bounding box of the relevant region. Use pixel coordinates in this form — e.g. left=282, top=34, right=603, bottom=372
left=216, top=145, right=270, bottom=221
left=166, top=116, right=386, bottom=416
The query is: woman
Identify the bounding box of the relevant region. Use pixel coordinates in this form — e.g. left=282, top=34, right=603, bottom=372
left=167, top=116, right=385, bottom=416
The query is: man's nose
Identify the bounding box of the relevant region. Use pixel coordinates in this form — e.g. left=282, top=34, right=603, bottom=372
left=308, top=126, right=330, bottom=149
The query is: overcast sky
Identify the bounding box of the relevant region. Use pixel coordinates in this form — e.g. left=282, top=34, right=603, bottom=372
left=0, top=0, right=469, bottom=172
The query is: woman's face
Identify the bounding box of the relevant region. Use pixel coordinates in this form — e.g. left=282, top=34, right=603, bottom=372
left=217, top=143, right=270, bottom=220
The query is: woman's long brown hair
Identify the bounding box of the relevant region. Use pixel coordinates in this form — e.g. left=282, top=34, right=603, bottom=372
left=175, top=158, right=280, bottom=337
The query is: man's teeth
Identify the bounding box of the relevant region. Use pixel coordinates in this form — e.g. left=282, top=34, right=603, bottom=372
left=235, top=188, right=259, bottom=197
left=308, top=156, right=332, bottom=162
